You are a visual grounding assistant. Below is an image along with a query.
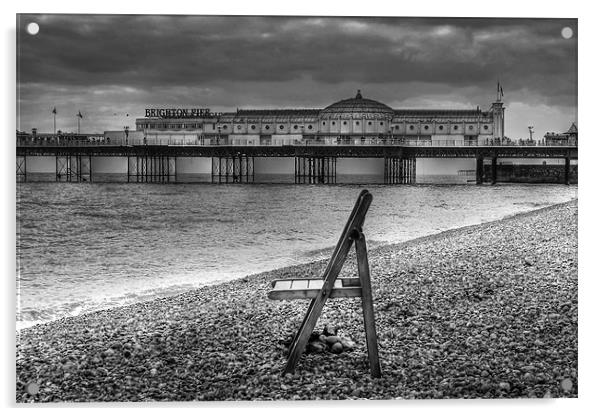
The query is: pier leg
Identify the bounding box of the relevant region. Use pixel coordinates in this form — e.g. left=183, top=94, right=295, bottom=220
left=491, top=157, right=498, bottom=185
left=295, top=156, right=336, bottom=184
left=56, top=156, right=67, bottom=182
left=564, top=157, right=570, bottom=185
left=476, top=157, right=483, bottom=185
left=212, top=156, right=254, bottom=184
left=16, top=155, right=26, bottom=182
left=78, top=155, right=92, bottom=182
left=384, top=157, right=416, bottom=184
left=170, top=157, right=177, bottom=183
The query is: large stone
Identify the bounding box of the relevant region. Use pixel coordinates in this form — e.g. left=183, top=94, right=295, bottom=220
left=324, top=335, right=341, bottom=345
left=323, top=325, right=338, bottom=336
left=340, top=337, right=356, bottom=351
left=331, top=342, right=344, bottom=354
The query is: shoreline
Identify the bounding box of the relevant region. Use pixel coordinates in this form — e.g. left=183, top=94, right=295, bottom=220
left=16, top=199, right=578, bottom=401
left=16, top=197, right=576, bottom=331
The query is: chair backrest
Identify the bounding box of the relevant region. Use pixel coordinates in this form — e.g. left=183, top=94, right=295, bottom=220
left=321, top=190, right=372, bottom=280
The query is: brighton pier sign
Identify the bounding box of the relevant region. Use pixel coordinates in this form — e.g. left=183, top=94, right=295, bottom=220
left=145, top=108, right=223, bottom=118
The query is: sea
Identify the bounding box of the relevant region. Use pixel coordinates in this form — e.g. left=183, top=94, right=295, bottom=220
left=16, top=174, right=578, bottom=330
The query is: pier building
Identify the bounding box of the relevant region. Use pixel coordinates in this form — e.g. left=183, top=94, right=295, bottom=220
left=135, top=90, right=504, bottom=147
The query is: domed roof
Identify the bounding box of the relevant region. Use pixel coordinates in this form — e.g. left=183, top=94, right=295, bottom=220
left=320, top=90, right=394, bottom=118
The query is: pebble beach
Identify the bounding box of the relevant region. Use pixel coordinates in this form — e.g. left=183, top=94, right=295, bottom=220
left=16, top=200, right=578, bottom=402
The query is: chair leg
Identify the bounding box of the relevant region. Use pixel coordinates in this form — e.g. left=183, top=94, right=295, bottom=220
left=288, top=298, right=317, bottom=357
left=282, top=295, right=329, bottom=375
left=356, top=233, right=382, bottom=378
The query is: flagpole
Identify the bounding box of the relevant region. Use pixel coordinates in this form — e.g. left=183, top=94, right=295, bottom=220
left=53, top=112, right=56, bottom=134
left=77, top=116, right=80, bottom=134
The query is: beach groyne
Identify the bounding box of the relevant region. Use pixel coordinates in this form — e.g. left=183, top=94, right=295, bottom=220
left=16, top=200, right=578, bottom=401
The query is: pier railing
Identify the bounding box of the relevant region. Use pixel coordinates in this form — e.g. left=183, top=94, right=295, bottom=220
left=16, top=137, right=578, bottom=148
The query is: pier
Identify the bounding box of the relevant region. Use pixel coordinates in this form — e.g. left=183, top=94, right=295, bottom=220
left=16, top=137, right=577, bottom=185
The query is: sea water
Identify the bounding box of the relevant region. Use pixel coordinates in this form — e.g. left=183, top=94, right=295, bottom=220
left=16, top=178, right=577, bottom=329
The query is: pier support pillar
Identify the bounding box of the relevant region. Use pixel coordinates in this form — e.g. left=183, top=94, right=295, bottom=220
left=491, top=157, right=498, bottom=185
left=211, top=155, right=254, bottom=184
left=384, top=157, right=416, bottom=184
left=564, top=157, right=571, bottom=185
left=294, top=156, right=336, bottom=184
left=17, top=155, right=26, bottom=182
left=475, top=157, right=484, bottom=185
left=56, top=154, right=92, bottom=182
left=127, top=155, right=177, bottom=183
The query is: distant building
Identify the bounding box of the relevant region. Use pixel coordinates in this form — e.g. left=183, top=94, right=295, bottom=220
left=544, top=123, right=577, bottom=146
left=135, top=90, right=505, bottom=146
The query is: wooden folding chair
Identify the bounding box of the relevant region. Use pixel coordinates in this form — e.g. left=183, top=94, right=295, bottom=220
left=268, top=189, right=381, bottom=377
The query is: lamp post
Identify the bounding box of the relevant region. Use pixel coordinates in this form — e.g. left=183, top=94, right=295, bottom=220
left=124, top=126, right=130, bottom=145
left=528, top=126, right=534, bottom=142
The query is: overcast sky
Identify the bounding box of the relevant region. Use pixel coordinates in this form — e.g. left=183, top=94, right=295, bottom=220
left=17, top=15, right=577, bottom=139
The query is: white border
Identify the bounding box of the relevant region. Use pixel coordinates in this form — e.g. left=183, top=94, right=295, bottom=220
left=2, top=1, right=599, bottom=415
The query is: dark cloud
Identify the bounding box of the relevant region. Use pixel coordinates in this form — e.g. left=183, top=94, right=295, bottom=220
left=16, top=15, right=577, bottom=137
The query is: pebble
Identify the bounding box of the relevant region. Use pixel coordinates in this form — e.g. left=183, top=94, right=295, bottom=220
left=560, top=378, right=573, bottom=392
left=499, top=382, right=511, bottom=391
left=25, top=382, right=39, bottom=395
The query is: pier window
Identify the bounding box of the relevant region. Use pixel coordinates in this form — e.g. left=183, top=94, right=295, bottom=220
left=380, top=122, right=383, bottom=126
left=223, top=125, right=228, bottom=130
left=343, top=121, right=347, bottom=125
left=293, top=125, right=298, bottom=130
left=453, top=125, right=458, bottom=130
left=251, top=125, right=256, bottom=130
left=308, top=125, right=313, bottom=130
left=332, top=121, right=336, bottom=125
left=265, top=125, right=270, bottom=130
left=484, top=125, right=489, bottom=130
left=424, top=125, right=429, bottom=130
left=237, top=125, right=242, bottom=130
left=395, top=125, right=399, bottom=130
left=356, top=121, right=360, bottom=125
left=279, top=125, right=284, bottom=130
left=439, top=125, right=444, bottom=130
left=409, top=125, right=415, bottom=130
left=323, top=122, right=326, bottom=126
left=469, top=125, right=474, bottom=130
left=368, top=121, right=372, bottom=126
